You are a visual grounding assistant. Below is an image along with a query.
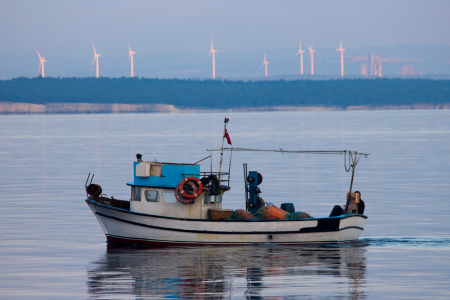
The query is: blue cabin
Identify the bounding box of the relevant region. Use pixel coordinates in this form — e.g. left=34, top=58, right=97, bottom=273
left=126, top=161, right=227, bottom=219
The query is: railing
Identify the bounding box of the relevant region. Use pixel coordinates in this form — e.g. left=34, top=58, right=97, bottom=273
left=200, top=172, right=230, bottom=187
left=181, top=172, right=230, bottom=187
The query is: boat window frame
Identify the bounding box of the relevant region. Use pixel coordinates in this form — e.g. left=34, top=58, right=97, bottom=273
left=132, top=186, right=141, bottom=201
left=162, top=191, right=177, bottom=204
left=144, top=190, right=160, bottom=202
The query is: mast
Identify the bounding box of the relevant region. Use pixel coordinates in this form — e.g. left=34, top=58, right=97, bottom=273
left=216, top=117, right=229, bottom=207
left=343, top=151, right=361, bottom=214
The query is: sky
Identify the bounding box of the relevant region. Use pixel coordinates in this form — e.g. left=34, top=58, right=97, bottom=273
left=1, top=0, right=449, bottom=78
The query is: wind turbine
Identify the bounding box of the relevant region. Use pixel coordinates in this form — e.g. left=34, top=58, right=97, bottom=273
left=295, top=41, right=305, bottom=75
left=36, top=49, right=46, bottom=78
left=261, top=53, right=269, bottom=77
left=207, top=40, right=217, bottom=79
left=128, top=46, right=136, bottom=77
left=335, top=39, right=345, bottom=77
left=307, top=44, right=315, bottom=75
left=91, top=43, right=101, bottom=78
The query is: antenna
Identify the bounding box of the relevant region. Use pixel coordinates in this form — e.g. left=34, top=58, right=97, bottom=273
left=85, top=173, right=91, bottom=188
left=243, top=163, right=249, bottom=211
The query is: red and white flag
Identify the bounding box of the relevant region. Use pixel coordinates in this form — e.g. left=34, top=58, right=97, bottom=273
left=224, top=128, right=232, bottom=145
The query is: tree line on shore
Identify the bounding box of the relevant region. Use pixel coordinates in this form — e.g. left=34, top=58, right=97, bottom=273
left=0, top=77, right=449, bottom=109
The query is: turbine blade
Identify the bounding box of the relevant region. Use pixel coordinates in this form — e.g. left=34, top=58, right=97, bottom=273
left=36, top=49, right=41, bottom=59
left=207, top=51, right=212, bottom=58
left=90, top=57, right=96, bottom=70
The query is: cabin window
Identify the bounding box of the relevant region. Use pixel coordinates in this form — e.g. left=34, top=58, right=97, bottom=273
left=162, top=192, right=177, bottom=204
left=204, top=194, right=222, bottom=204
left=133, top=186, right=141, bottom=201
left=144, top=190, right=159, bottom=202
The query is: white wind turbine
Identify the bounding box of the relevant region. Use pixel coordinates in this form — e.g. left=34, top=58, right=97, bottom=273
left=335, top=39, right=345, bottom=77
left=295, top=41, right=305, bottom=75
left=91, top=43, right=101, bottom=78
left=307, top=44, right=315, bottom=75
left=36, top=49, right=47, bottom=78
left=128, top=46, right=136, bottom=77
left=261, top=53, right=269, bottom=77
left=207, top=40, right=217, bottom=79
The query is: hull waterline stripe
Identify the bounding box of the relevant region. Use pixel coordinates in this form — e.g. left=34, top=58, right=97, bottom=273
left=106, top=234, right=361, bottom=246
left=95, top=212, right=364, bottom=235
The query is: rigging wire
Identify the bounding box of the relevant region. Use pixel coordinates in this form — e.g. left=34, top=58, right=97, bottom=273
left=207, top=147, right=369, bottom=172
left=207, top=147, right=369, bottom=156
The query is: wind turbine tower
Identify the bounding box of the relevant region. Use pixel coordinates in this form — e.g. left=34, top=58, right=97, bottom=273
left=307, top=45, right=315, bottom=75
left=128, top=46, right=136, bottom=77
left=261, top=53, right=269, bottom=77
left=207, top=40, right=217, bottom=79
left=335, top=39, right=345, bottom=77
left=36, top=49, right=46, bottom=78
left=295, top=42, right=305, bottom=75
left=91, top=44, right=101, bottom=78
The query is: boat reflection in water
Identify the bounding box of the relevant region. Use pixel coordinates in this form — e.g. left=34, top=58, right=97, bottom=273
left=87, top=243, right=367, bottom=299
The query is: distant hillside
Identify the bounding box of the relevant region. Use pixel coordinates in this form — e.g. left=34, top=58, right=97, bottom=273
left=0, top=77, right=449, bottom=110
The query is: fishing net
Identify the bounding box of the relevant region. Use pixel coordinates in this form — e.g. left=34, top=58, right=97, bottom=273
left=285, top=212, right=314, bottom=220
left=229, top=209, right=256, bottom=221
left=254, top=206, right=288, bottom=220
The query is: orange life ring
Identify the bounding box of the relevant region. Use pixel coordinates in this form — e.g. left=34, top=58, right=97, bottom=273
left=179, top=177, right=203, bottom=199
left=175, top=183, right=196, bottom=204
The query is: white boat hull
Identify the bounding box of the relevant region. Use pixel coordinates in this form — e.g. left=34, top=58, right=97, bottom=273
left=87, top=199, right=367, bottom=246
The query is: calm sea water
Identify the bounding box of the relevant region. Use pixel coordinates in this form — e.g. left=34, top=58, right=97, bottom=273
left=0, top=110, right=449, bottom=299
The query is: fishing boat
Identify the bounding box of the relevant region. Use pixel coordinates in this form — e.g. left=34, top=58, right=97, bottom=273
left=85, top=118, right=368, bottom=246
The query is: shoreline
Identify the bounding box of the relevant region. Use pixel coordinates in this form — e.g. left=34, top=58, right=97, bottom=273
left=0, top=102, right=449, bottom=115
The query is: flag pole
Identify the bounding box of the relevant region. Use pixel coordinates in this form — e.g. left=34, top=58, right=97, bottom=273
left=218, top=117, right=228, bottom=188
left=217, top=117, right=230, bottom=208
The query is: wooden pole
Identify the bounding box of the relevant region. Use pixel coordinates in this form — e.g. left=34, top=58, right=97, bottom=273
left=228, top=148, right=233, bottom=186
left=216, top=117, right=227, bottom=208
left=218, top=123, right=226, bottom=182
left=344, top=153, right=358, bottom=214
